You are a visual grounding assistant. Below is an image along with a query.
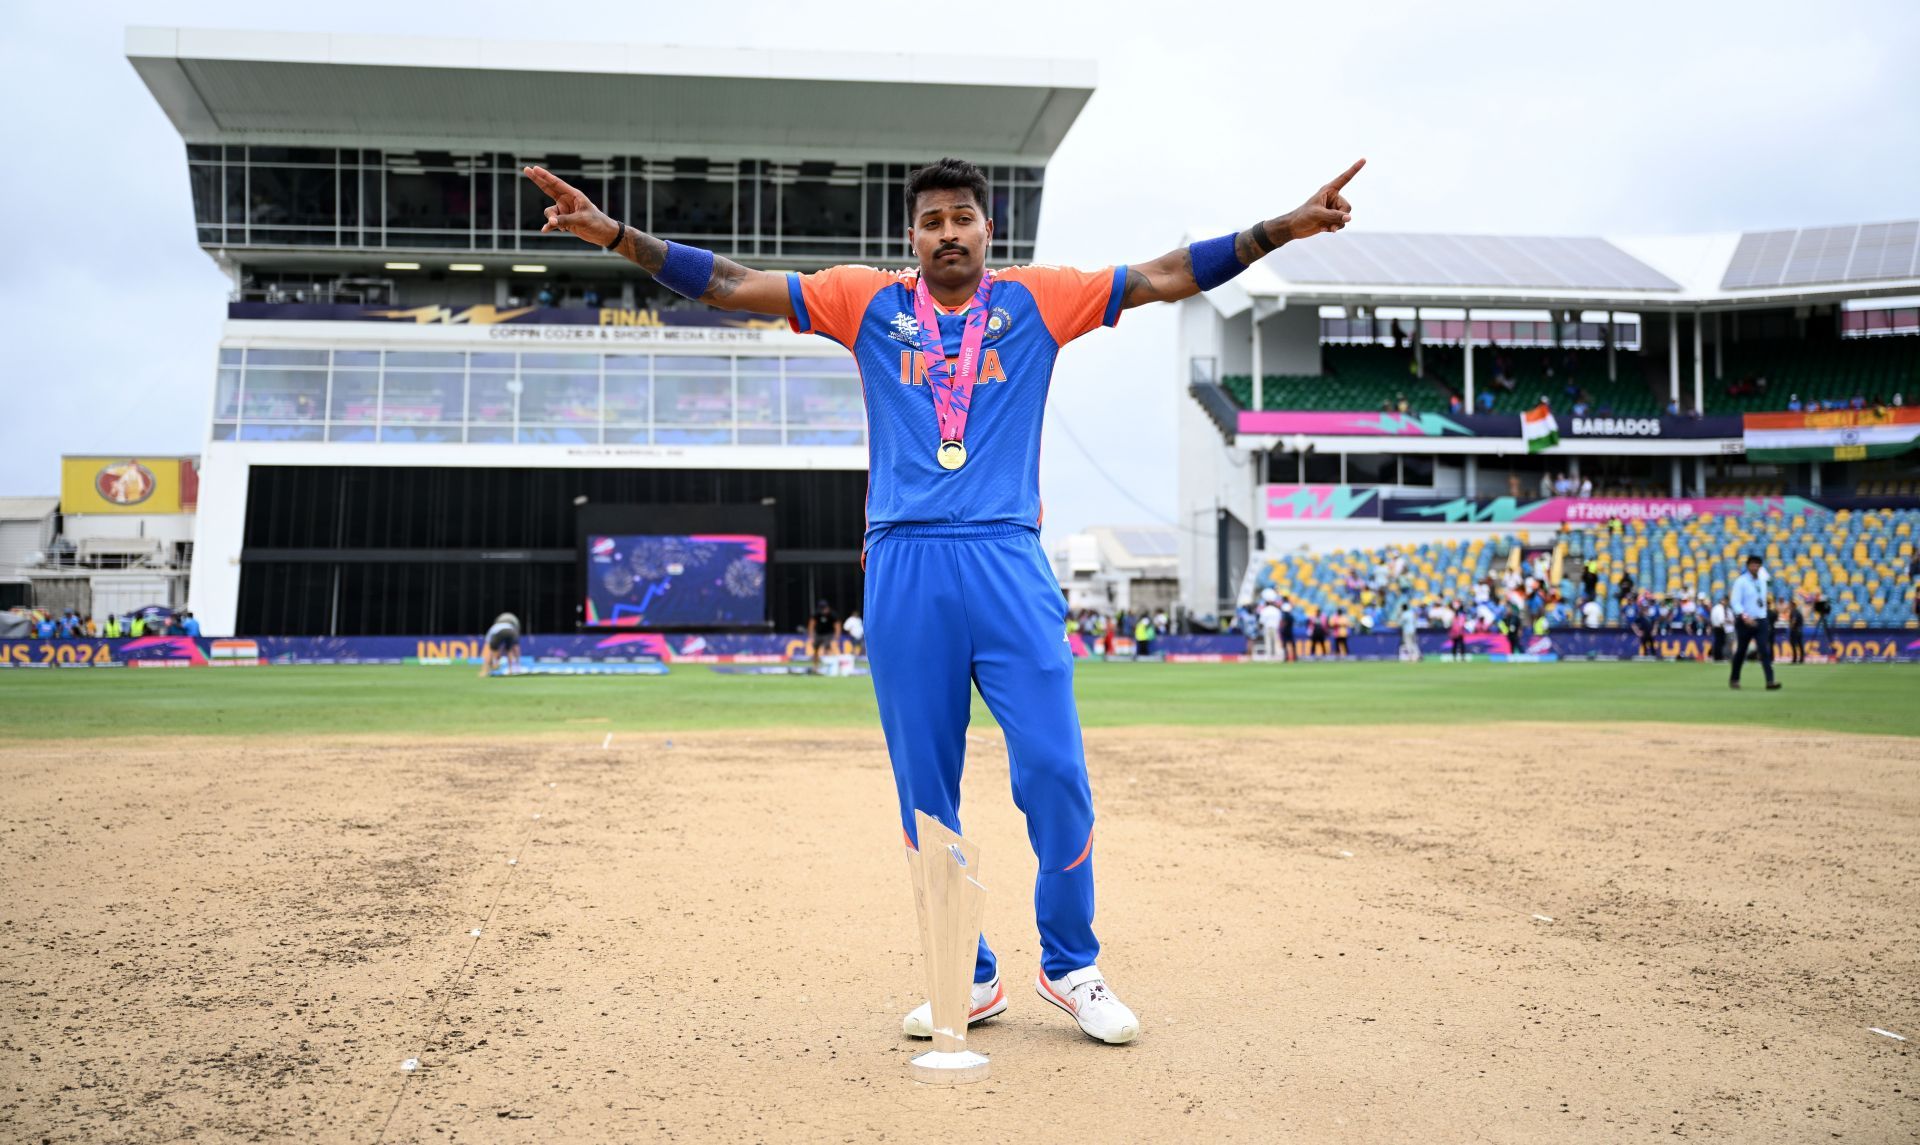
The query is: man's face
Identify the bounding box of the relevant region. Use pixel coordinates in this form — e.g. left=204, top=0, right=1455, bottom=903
left=1747, top=560, right=1763, bottom=575
left=909, top=188, right=993, bottom=291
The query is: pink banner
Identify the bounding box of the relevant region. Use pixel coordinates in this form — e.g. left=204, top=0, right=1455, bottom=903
left=1263, top=485, right=1382, bottom=521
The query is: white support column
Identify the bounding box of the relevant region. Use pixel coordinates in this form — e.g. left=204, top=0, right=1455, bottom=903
left=1668, top=311, right=1681, bottom=408
left=186, top=446, right=250, bottom=637
left=1713, top=311, right=1723, bottom=380
left=1691, top=309, right=1704, bottom=414
left=1462, top=308, right=1475, bottom=409
left=1250, top=300, right=1264, bottom=412
left=1694, top=457, right=1707, bottom=498
left=1465, top=456, right=1478, bottom=496
left=1413, top=314, right=1424, bottom=377
left=1670, top=457, right=1683, bottom=498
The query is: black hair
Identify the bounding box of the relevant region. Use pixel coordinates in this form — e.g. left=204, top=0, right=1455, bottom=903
left=904, top=157, right=989, bottom=222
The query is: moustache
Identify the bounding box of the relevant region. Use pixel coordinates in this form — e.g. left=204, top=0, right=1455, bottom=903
left=935, top=244, right=968, bottom=258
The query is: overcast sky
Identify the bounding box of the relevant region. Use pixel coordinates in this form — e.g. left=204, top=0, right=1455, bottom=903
left=2, top=0, right=1916, bottom=546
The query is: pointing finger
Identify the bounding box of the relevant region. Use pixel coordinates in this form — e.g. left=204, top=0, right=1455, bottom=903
left=1327, top=158, right=1367, bottom=192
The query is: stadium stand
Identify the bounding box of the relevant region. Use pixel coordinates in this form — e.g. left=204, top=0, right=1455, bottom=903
left=1250, top=509, right=1920, bottom=629
left=1710, top=337, right=1920, bottom=414
left=1222, top=344, right=1662, bottom=415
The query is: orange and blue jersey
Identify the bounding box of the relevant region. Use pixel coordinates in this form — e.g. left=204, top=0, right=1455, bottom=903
left=789, top=260, right=1123, bottom=982
left=786, top=263, right=1125, bottom=545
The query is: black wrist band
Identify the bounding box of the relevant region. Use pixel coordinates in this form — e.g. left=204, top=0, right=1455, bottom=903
left=1250, top=221, right=1278, bottom=255
left=603, top=221, right=625, bottom=251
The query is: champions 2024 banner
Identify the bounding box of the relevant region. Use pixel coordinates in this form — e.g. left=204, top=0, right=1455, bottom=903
left=5, top=630, right=1917, bottom=666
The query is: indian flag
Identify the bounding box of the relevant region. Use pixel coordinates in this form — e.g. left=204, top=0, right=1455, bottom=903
left=1522, top=403, right=1559, bottom=453
left=1743, top=407, right=1920, bottom=462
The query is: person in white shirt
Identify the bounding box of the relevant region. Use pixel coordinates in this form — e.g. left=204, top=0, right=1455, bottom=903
left=1473, top=580, right=1493, bottom=606
left=1708, top=599, right=1728, bottom=660
left=1257, top=600, right=1282, bottom=659
left=1729, top=555, right=1780, bottom=690
left=1581, top=598, right=1602, bottom=628
left=1578, top=477, right=1592, bottom=498
left=844, top=612, right=866, bottom=656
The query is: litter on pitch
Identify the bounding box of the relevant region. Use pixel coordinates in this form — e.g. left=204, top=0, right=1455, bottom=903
left=1532, top=914, right=1555, bottom=923
left=1869, top=1027, right=1907, bottom=1041
left=400, top=1058, right=420, bottom=1072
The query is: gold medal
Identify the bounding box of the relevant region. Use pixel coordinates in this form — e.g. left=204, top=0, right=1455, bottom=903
left=937, top=440, right=968, bottom=470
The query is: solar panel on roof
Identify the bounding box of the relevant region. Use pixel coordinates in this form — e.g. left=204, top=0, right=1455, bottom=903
left=1720, top=220, right=1920, bottom=290
left=1264, top=233, right=1679, bottom=291
left=1112, top=529, right=1178, bottom=558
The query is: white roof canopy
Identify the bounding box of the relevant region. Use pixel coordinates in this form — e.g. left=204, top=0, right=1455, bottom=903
left=1199, top=220, right=1920, bottom=314
left=126, top=26, right=1096, bottom=162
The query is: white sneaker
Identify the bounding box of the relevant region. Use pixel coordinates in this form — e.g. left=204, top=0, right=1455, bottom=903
left=901, top=975, right=1008, bottom=1038
left=1035, top=966, right=1139, bottom=1044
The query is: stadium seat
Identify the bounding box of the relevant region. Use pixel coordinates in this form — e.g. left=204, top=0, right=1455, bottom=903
left=1249, top=507, right=1919, bottom=629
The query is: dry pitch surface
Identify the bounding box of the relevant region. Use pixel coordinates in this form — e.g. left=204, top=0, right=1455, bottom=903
left=2, top=724, right=1915, bottom=1143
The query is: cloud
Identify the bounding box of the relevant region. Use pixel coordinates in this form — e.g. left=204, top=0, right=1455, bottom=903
left=3, top=0, right=1916, bottom=553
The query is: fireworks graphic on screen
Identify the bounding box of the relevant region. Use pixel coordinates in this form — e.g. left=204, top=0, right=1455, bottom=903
left=602, top=565, right=635, bottom=596
left=723, top=557, right=765, bottom=598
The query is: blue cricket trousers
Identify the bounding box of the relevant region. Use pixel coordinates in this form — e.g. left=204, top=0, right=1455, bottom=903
left=864, top=522, right=1099, bottom=982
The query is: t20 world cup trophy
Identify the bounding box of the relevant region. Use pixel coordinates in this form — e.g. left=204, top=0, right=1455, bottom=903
left=904, top=810, right=990, bottom=1084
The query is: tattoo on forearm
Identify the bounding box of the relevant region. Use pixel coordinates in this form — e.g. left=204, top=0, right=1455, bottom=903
left=1234, top=219, right=1283, bottom=265
left=1123, top=267, right=1154, bottom=306
left=702, top=259, right=748, bottom=303
left=613, top=224, right=668, bottom=274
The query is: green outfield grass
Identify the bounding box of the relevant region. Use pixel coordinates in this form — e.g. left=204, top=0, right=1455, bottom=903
left=0, top=660, right=1914, bottom=739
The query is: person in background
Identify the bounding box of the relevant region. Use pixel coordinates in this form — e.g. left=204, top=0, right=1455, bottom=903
left=1811, top=591, right=1834, bottom=655
left=1578, top=476, right=1592, bottom=498
left=481, top=611, right=523, bottom=678
left=104, top=613, right=122, bottom=639
left=1329, top=608, right=1350, bottom=658
left=1729, top=554, right=1781, bottom=691
left=1581, top=560, right=1599, bottom=600
left=81, top=614, right=97, bottom=637
left=1708, top=596, right=1729, bottom=661
left=36, top=614, right=55, bottom=639
left=1132, top=613, right=1155, bottom=659
left=807, top=598, right=840, bottom=670
left=1397, top=600, right=1421, bottom=661
left=1909, top=552, right=1920, bottom=619
left=129, top=614, right=147, bottom=638
left=1447, top=601, right=1468, bottom=661
left=1581, top=595, right=1602, bottom=629
left=842, top=611, right=865, bottom=657
left=1307, top=609, right=1329, bottom=658
left=1616, top=571, right=1635, bottom=608
left=1278, top=596, right=1298, bottom=662
left=1786, top=595, right=1806, bottom=664
left=1257, top=597, right=1281, bottom=660
left=182, top=612, right=202, bottom=638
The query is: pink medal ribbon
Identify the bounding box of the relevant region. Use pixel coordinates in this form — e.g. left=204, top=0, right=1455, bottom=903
left=912, top=269, right=994, bottom=470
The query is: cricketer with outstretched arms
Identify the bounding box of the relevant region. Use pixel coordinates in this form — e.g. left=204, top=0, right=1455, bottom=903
left=527, top=156, right=1362, bottom=1045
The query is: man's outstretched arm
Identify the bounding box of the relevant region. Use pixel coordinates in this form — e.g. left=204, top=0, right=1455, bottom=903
left=1119, top=159, right=1365, bottom=309
left=524, top=165, right=793, bottom=317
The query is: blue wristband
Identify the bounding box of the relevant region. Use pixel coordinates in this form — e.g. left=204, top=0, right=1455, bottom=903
left=656, top=241, right=716, bottom=299
left=1189, top=231, right=1244, bottom=291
